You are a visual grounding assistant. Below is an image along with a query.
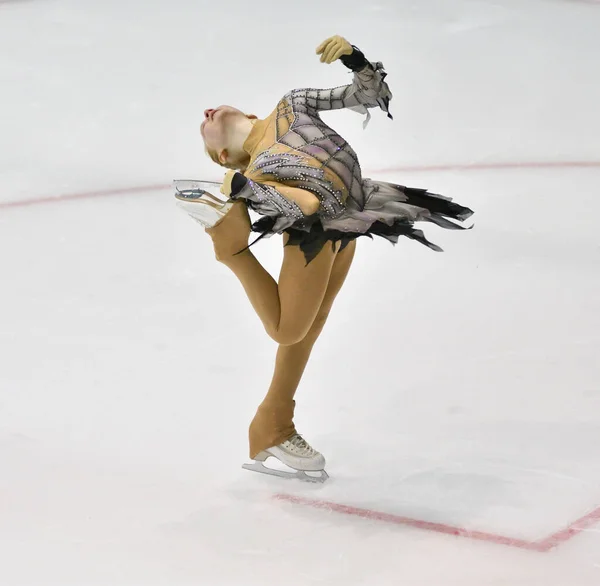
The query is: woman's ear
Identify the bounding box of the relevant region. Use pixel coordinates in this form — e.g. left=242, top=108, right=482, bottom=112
left=218, top=149, right=229, bottom=165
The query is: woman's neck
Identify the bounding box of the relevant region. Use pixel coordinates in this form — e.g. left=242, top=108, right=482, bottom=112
left=228, top=117, right=257, bottom=158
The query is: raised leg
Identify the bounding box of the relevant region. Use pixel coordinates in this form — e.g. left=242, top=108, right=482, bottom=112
left=206, top=201, right=340, bottom=346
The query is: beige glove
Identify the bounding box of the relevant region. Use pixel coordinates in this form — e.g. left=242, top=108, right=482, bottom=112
left=316, top=35, right=353, bottom=64
left=220, top=170, right=237, bottom=197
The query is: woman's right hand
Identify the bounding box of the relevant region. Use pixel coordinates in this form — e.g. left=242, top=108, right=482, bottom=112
left=220, top=170, right=237, bottom=197
left=221, top=170, right=249, bottom=199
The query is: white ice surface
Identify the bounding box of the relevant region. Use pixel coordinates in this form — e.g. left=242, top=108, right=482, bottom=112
left=1, top=0, right=600, bottom=584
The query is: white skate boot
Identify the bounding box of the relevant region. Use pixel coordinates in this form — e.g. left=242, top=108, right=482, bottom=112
left=173, top=179, right=234, bottom=228
left=243, top=434, right=329, bottom=483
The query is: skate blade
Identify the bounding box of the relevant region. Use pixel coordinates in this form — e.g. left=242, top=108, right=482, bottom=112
left=173, top=179, right=223, bottom=195
left=242, top=461, right=329, bottom=483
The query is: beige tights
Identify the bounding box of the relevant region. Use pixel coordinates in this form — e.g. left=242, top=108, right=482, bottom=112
left=205, top=201, right=356, bottom=457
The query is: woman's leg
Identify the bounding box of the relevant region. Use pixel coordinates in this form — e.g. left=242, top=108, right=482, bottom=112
left=207, top=201, right=340, bottom=346
left=248, top=238, right=357, bottom=458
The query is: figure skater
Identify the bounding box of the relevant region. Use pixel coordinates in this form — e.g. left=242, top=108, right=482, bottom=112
left=174, top=35, right=473, bottom=482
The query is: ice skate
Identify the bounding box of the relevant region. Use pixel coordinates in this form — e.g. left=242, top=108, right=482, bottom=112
left=242, top=434, right=329, bottom=483
left=173, top=179, right=234, bottom=228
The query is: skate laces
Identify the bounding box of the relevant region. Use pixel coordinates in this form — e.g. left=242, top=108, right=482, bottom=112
left=287, top=434, right=316, bottom=455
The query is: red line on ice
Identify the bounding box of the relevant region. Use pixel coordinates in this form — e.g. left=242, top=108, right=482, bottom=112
left=375, top=160, right=600, bottom=174
left=273, top=494, right=546, bottom=552
left=1, top=159, right=599, bottom=210
left=536, top=505, right=600, bottom=551
left=0, top=184, right=168, bottom=209
left=274, top=494, right=600, bottom=553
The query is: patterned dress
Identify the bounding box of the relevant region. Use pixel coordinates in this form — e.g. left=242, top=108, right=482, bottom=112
left=227, top=45, right=474, bottom=264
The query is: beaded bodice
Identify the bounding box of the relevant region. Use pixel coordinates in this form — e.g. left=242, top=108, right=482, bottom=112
left=235, top=47, right=393, bottom=235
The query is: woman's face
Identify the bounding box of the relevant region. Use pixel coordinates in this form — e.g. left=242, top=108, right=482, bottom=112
left=200, top=105, right=246, bottom=152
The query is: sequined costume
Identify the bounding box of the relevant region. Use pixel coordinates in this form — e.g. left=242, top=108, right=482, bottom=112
left=229, top=45, right=474, bottom=264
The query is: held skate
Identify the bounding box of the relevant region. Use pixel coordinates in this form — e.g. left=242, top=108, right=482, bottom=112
left=243, top=434, right=329, bottom=483
left=173, top=179, right=234, bottom=228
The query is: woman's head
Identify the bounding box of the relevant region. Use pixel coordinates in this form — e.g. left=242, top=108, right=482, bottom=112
left=201, top=105, right=256, bottom=171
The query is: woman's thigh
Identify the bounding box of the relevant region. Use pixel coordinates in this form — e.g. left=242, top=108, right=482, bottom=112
left=305, top=239, right=356, bottom=340
left=276, top=236, right=357, bottom=344
left=274, top=235, right=341, bottom=344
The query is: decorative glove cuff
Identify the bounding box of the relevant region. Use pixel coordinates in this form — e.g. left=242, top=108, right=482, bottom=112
left=339, top=45, right=370, bottom=71
left=230, top=172, right=248, bottom=197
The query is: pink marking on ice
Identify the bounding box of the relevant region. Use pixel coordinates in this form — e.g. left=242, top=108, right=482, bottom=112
left=273, top=494, right=600, bottom=553
left=0, top=184, right=168, bottom=210
left=2, top=159, right=599, bottom=210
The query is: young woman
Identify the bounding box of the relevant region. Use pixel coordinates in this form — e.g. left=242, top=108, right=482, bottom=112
left=175, top=35, right=473, bottom=482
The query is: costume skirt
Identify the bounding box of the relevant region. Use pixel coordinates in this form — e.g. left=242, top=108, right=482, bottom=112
left=241, top=178, right=474, bottom=265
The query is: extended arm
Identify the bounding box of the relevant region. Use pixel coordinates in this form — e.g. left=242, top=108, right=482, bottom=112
left=286, top=36, right=393, bottom=127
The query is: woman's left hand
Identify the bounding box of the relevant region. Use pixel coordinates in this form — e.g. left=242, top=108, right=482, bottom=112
left=316, top=35, right=353, bottom=64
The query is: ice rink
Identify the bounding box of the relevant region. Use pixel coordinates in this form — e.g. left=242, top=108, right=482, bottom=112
left=1, top=0, right=600, bottom=584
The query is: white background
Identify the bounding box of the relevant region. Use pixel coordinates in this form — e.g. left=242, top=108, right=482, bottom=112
left=1, top=0, right=599, bottom=584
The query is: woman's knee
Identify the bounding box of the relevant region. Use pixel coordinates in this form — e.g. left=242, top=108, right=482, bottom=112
left=305, top=311, right=329, bottom=340
left=265, top=321, right=312, bottom=346
left=266, top=308, right=331, bottom=345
